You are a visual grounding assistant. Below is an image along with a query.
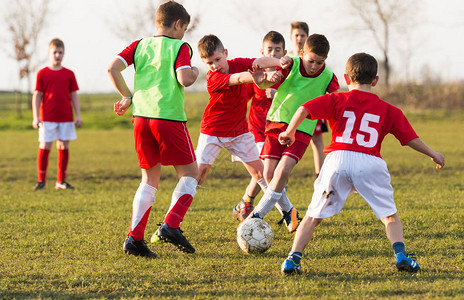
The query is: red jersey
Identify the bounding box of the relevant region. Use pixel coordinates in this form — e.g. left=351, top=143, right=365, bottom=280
left=117, top=38, right=192, bottom=70
left=248, top=82, right=280, bottom=143
left=35, top=67, right=79, bottom=122
left=302, top=89, right=418, bottom=158
left=201, top=58, right=254, bottom=137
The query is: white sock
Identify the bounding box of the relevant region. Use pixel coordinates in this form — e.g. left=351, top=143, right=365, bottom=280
left=131, top=182, right=157, bottom=231
left=253, top=188, right=282, bottom=218
left=167, top=176, right=198, bottom=213
left=275, top=187, right=293, bottom=215
left=257, top=177, right=268, bottom=192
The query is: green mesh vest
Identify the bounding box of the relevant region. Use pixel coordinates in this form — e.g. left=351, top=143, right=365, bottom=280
left=132, top=36, right=192, bottom=121
left=268, top=57, right=334, bottom=135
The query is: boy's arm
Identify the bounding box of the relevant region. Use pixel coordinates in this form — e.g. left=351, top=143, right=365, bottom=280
left=107, top=58, right=133, bottom=116
left=71, top=91, right=82, bottom=127
left=32, top=90, right=43, bottom=129
left=177, top=66, right=199, bottom=87
left=228, top=71, right=254, bottom=86
left=406, top=138, right=445, bottom=169
left=278, top=106, right=310, bottom=146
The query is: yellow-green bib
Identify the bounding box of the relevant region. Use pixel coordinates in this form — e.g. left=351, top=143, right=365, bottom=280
left=268, top=57, right=334, bottom=135
left=133, top=36, right=192, bottom=121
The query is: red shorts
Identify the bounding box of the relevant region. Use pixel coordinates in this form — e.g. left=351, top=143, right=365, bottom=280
left=260, top=127, right=310, bottom=162
left=313, top=119, right=328, bottom=136
left=133, top=117, right=196, bottom=168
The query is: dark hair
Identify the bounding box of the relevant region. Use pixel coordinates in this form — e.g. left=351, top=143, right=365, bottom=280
left=49, top=38, right=64, bottom=49
left=290, top=21, right=309, bottom=35
left=304, top=34, right=330, bottom=58
left=263, top=31, right=285, bottom=49
left=156, top=1, right=190, bottom=28
left=345, top=53, right=378, bottom=84
left=197, top=34, right=224, bottom=58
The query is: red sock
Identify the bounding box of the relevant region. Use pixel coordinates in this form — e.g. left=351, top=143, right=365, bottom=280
left=37, top=148, right=50, bottom=182
left=128, top=207, right=152, bottom=241
left=164, top=194, right=193, bottom=228
left=57, top=149, right=69, bottom=182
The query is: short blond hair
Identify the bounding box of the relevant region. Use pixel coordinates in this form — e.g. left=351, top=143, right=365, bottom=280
left=49, top=38, right=64, bottom=50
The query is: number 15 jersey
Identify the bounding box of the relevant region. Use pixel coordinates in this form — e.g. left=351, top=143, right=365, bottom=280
left=302, top=89, right=418, bottom=158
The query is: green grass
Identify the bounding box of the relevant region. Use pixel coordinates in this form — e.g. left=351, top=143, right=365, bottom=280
left=0, top=93, right=463, bottom=299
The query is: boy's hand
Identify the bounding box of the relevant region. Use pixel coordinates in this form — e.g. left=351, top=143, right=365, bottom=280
left=278, top=131, right=295, bottom=146
left=32, top=118, right=41, bottom=129
left=75, top=117, right=83, bottom=127
left=265, top=88, right=276, bottom=99
left=280, top=56, right=293, bottom=69
left=431, top=152, right=445, bottom=169
left=250, top=64, right=267, bottom=85
left=114, top=97, right=132, bottom=116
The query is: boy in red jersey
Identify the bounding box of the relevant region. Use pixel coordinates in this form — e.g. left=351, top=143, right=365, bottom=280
left=32, top=38, right=82, bottom=191
left=289, top=21, right=328, bottom=178
left=108, top=1, right=199, bottom=258
left=280, top=52, right=445, bottom=275
left=231, top=31, right=288, bottom=222
left=195, top=34, right=283, bottom=219
left=249, top=34, right=339, bottom=233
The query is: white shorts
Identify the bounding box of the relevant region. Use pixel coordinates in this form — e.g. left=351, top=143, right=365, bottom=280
left=38, top=121, right=77, bottom=143
left=231, top=141, right=264, bottom=162
left=307, top=150, right=397, bottom=219
left=195, top=132, right=260, bottom=165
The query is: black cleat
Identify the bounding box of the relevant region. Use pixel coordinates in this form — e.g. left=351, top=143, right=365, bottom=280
left=55, top=180, right=75, bottom=190
left=123, top=236, right=158, bottom=258
left=157, top=222, right=195, bottom=253
left=34, top=181, right=46, bottom=191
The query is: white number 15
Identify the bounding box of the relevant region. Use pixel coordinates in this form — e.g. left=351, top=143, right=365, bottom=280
left=335, top=111, right=380, bottom=148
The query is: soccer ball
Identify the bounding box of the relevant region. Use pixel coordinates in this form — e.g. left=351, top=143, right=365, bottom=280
left=237, top=218, right=274, bottom=254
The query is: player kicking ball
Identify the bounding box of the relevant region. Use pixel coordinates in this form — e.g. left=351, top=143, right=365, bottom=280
left=279, top=52, right=444, bottom=274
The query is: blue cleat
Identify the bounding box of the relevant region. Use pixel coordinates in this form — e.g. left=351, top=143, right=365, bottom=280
left=396, top=252, right=421, bottom=273
left=281, top=258, right=302, bottom=275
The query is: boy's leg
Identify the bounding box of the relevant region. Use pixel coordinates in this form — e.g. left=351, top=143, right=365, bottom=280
left=195, top=133, right=222, bottom=186
left=155, top=162, right=198, bottom=253
left=123, top=164, right=161, bottom=258
left=55, top=140, right=73, bottom=189
left=281, top=215, right=323, bottom=274
left=35, top=141, right=52, bottom=190
left=253, top=156, right=297, bottom=218
left=233, top=159, right=267, bottom=221
left=310, top=134, right=325, bottom=176
left=381, top=213, right=420, bottom=273
left=197, top=163, right=212, bottom=186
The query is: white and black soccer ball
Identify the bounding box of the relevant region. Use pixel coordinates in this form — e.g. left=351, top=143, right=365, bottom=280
left=237, top=218, right=274, bottom=254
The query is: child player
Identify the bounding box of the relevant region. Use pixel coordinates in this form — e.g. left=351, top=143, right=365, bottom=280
left=249, top=34, right=339, bottom=233
left=289, top=21, right=328, bottom=177
left=232, top=31, right=287, bottom=222
left=195, top=34, right=287, bottom=219
left=108, top=1, right=199, bottom=258
left=32, top=38, right=82, bottom=191
left=280, top=52, right=445, bottom=274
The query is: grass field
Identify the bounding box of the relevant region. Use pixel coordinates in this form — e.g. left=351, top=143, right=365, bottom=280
left=0, top=93, right=463, bottom=299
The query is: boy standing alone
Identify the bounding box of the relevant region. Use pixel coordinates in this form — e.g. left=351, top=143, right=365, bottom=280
left=32, top=38, right=82, bottom=191
left=279, top=52, right=445, bottom=274
left=108, top=1, right=199, bottom=257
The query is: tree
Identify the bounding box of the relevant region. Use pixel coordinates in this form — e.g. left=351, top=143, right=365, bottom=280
left=347, top=0, right=418, bottom=88
left=110, top=0, right=202, bottom=43
left=3, top=0, right=50, bottom=114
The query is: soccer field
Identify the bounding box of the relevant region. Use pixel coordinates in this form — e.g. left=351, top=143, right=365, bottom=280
left=0, top=98, right=462, bottom=298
